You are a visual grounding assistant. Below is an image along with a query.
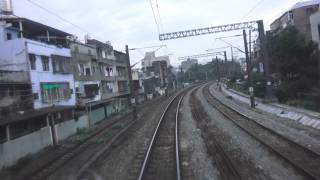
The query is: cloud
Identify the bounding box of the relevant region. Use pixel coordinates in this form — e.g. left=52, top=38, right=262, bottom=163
left=12, top=0, right=302, bottom=67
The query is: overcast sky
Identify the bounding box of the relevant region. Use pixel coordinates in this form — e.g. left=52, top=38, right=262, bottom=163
left=13, top=0, right=304, bottom=67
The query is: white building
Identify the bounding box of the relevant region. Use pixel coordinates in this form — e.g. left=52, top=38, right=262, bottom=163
left=0, top=17, right=76, bottom=109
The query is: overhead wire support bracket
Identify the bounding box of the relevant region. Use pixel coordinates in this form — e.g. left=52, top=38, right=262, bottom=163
left=178, top=52, right=225, bottom=61
left=159, top=20, right=258, bottom=41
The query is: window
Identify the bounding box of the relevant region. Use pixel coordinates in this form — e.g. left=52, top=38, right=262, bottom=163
left=102, top=50, right=106, bottom=58
left=88, top=49, right=91, bottom=55
left=289, top=11, right=293, bottom=20
left=51, top=55, right=72, bottom=74
left=29, top=54, right=36, bottom=70
left=99, top=63, right=103, bottom=73
left=84, top=84, right=99, bottom=98
left=41, top=82, right=71, bottom=103
left=85, top=67, right=91, bottom=76
left=6, top=33, right=12, bottom=40
left=78, top=64, right=85, bottom=76
left=118, top=81, right=128, bottom=92
left=92, top=65, right=96, bottom=73
left=41, top=56, right=50, bottom=71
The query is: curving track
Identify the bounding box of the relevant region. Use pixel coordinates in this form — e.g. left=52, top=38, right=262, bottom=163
left=137, top=89, right=187, bottom=180
left=204, top=83, right=320, bottom=180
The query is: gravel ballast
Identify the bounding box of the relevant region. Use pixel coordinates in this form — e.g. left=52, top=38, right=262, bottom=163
left=197, top=85, right=306, bottom=180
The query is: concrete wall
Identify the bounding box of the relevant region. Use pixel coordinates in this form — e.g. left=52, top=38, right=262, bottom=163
left=55, top=120, right=77, bottom=142
left=0, top=36, right=29, bottom=72
left=76, top=114, right=89, bottom=130
left=0, top=99, right=127, bottom=169
left=89, top=107, right=105, bottom=125
left=0, top=126, right=52, bottom=168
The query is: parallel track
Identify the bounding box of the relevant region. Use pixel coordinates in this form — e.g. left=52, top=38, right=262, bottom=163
left=138, top=90, right=186, bottom=180
left=204, top=84, right=320, bottom=180
left=190, top=86, right=243, bottom=180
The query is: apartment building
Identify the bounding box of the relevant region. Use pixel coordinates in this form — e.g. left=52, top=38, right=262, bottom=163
left=141, top=51, right=170, bottom=71
left=79, top=39, right=130, bottom=119
left=0, top=14, right=78, bottom=168
left=70, top=41, right=100, bottom=106
left=270, top=0, right=320, bottom=42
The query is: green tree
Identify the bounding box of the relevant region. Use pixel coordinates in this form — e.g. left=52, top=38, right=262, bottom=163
left=269, top=26, right=319, bottom=102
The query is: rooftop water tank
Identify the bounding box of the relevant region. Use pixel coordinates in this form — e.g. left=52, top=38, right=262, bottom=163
left=0, top=0, right=13, bottom=15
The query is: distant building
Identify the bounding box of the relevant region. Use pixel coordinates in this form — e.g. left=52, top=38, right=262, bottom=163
left=181, top=58, right=198, bottom=72
left=141, top=51, right=170, bottom=71
left=270, top=0, right=320, bottom=42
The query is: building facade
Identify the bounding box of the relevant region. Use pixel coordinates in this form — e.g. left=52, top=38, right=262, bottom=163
left=141, top=51, right=170, bottom=71
left=181, top=58, right=198, bottom=72
left=270, top=0, right=320, bottom=42
left=0, top=15, right=76, bottom=168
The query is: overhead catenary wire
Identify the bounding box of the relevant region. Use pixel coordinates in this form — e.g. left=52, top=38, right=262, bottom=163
left=239, top=0, right=265, bottom=21
left=148, top=0, right=161, bottom=35
left=26, top=0, right=105, bottom=41
left=155, top=0, right=164, bottom=33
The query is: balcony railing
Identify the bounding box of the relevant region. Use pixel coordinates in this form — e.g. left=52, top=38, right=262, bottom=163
left=0, top=71, right=30, bottom=83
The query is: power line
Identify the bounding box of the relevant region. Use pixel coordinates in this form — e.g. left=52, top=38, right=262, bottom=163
left=240, top=0, right=265, bottom=21
left=155, top=0, right=164, bottom=32
left=26, top=0, right=104, bottom=41
left=148, top=0, right=161, bottom=34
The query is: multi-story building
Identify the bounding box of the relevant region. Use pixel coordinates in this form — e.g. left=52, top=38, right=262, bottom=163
left=85, top=39, right=130, bottom=113
left=181, top=58, right=198, bottom=72
left=70, top=41, right=100, bottom=106
left=270, top=0, right=320, bottom=42
left=0, top=8, right=76, bottom=168
left=141, top=51, right=170, bottom=71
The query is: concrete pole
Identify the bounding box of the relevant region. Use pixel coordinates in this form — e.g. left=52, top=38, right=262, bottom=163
left=257, top=20, right=274, bottom=99
left=125, top=45, right=137, bottom=119
left=216, top=56, right=221, bottom=83
left=243, top=30, right=255, bottom=108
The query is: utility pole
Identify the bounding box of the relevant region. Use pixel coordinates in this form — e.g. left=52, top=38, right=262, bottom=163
left=249, top=30, right=252, bottom=64
left=125, top=45, right=137, bottom=119
left=216, top=56, right=221, bottom=83
left=257, top=20, right=274, bottom=100
left=243, top=30, right=255, bottom=108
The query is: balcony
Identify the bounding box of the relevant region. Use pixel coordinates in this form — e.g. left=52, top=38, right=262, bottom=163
left=0, top=70, right=30, bottom=83
left=72, top=53, right=97, bottom=62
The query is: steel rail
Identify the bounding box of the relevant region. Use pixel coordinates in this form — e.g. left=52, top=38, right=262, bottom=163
left=204, top=84, right=320, bottom=180
left=138, top=90, right=186, bottom=180
left=190, top=86, right=243, bottom=180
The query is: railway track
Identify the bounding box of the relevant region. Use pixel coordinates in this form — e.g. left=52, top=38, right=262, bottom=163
left=137, top=90, right=186, bottom=180
left=204, top=84, right=320, bottom=180
left=26, top=96, right=170, bottom=180
left=190, top=85, right=243, bottom=180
